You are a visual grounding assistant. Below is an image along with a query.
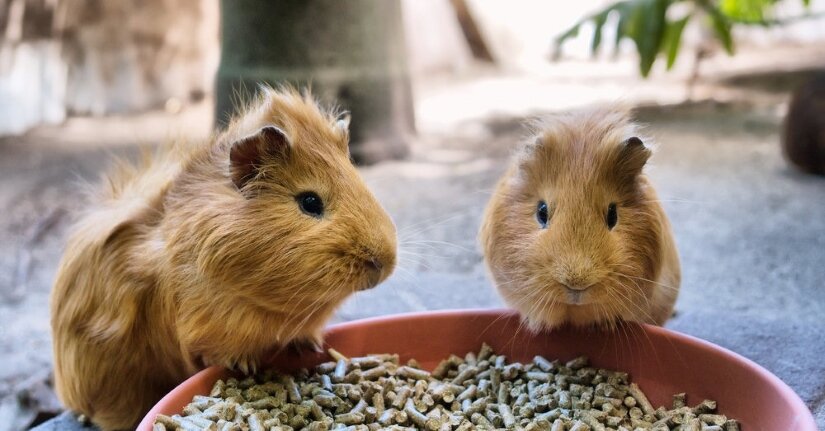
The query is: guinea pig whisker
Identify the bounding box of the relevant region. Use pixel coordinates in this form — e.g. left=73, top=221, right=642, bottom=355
left=520, top=282, right=559, bottom=329
left=611, top=280, right=656, bottom=324
left=398, top=213, right=466, bottom=241
left=278, top=283, right=313, bottom=319
left=278, top=265, right=334, bottom=313
left=611, top=273, right=650, bottom=303
left=396, top=243, right=469, bottom=268
left=488, top=273, right=538, bottom=288
left=401, top=239, right=475, bottom=254
left=397, top=250, right=445, bottom=264
left=391, top=265, right=414, bottom=279
left=595, top=302, right=610, bottom=331
left=609, top=263, right=646, bottom=279
left=622, top=274, right=679, bottom=291
left=398, top=242, right=442, bottom=253
left=395, top=256, right=434, bottom=272
left=386, top=266, right=424, bottom=291
left=280, top=266, right=346, bottom=339
left=398, top=248, right=457, bottom=263
left=602, top=290, right=647, bottom=364
left=612, top=296, right=662, bottom=366
left=282, top=278, right=340, bottom=343
left=540, top=289, right=560, bottom=316
left=509, top=307, right=537, bottom=351
left=481, top=301, right=535, bottom=335
left=397, top=243, right=443, bottom=256
left=538, top=289, right=557, bottom=316
left=610, top=262, right=639, bottom=270
left=625, top=280, right=653, bottom=313
left=469, top=185, right=508, bottom=196
left=611, top=307, right=639, bottom=365
left=521, top=292, right=545, bottom=327
left=502, top=286, right=542, bottom=334
left=396, top=249, right=440, bottom=262
left=281, top=289, right=327, bottom=339
left=600, top=300, right=624, bottom=362
left=645, top=198, right=708, bottom=205
left=610, top=280, right=645, bottom=313
left=604, top=280, right=635, bottom=315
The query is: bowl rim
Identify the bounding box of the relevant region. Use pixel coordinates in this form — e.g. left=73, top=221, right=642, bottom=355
left=137, top=308, right=817, bottom=430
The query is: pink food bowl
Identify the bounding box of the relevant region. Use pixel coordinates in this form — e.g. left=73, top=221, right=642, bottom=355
left=138, top=309, right=816, bottom=430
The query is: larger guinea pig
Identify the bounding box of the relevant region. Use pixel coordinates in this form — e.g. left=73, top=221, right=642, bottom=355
left=479, top=107, right=680, bottom=330
left=50, top=86, right=397, bottom=430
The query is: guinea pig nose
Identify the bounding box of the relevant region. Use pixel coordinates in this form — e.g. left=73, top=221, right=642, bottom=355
left=361, top=255, right=387, bottom=290
left=562, top=282, right=592, bottom=292
left=366, top=257, right=383, bottom=272
left=558, top=274, right=595, bottom=291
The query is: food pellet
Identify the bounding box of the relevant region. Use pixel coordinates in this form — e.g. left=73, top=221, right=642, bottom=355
left=155, top=345, right=741, bottom=430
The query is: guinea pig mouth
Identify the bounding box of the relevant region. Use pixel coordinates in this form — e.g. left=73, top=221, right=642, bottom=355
left=561, top=286, right=594, bottom=305
left=359, top=265, right=384, bottom=291
left=344, top=253, right=388, bottom=291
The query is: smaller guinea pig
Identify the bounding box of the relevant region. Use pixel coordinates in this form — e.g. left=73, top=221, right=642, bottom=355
left=479, top=107, right=680, bottom=330
left=50, top=86, right=397, bottom=430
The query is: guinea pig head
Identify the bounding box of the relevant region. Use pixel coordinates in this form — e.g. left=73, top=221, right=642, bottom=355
left=209, top=88, right=397, bottom=320
left=482, top=109, right=665, bottom=330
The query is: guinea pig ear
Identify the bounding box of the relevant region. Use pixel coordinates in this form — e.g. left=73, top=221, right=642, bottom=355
left=332, top=111, right=351, bottom=153
left=335, top=111, right=351, bottom=134
left=229, top=125, right=290, bottom=190
left=616, top=136, right=651, bottom=177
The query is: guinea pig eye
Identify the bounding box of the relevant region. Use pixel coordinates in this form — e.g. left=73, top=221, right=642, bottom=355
left=296, top=192, right=324, bottom=218
left=606, top=203, right=618, bottom=230
left=536, top=201, right=550, bottom=228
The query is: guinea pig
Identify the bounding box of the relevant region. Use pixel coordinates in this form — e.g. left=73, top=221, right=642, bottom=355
left=479, top=107, right=680, bottom=331
left=50, top=86, right=397, bottom=430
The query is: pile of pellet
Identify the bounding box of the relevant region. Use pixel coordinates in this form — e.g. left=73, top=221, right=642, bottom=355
left=154, top=344, right=741, bottom=431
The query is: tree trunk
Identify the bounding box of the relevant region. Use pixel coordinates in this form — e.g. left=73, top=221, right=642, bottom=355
left=216, top=0, right=414, bottom=164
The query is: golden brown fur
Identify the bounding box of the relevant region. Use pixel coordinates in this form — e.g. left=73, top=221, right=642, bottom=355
left=50, top=87, right=397, bottom=430
left=479, top=107, right=680, bottom=330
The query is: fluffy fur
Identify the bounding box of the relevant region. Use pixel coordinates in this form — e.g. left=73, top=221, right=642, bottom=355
left=50, top=87, right=397, bottom=430
left=479, top=107, right=680, bottom=331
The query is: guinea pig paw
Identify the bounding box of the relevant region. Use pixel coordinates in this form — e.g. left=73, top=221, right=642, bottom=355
left=224, top=355, right=259, bottom=375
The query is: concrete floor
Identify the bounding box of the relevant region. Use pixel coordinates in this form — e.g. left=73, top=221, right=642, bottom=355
left=2, top=67, right=824, bottom=429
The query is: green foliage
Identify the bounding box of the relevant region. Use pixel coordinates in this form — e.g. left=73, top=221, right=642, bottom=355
left=706, top=5, right=735, bottom=54
left=554, top=0, right=812, bottom=77
left=721, top=0, right=771, bottom=22
left=663, top=15, right=691, bottom=69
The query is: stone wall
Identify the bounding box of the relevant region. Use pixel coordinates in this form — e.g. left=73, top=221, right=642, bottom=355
left=0, top=0, right=219, bottom=135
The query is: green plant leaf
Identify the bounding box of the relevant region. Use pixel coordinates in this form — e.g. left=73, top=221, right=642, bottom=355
left=591, top=9, right=610, bottom=56
left=552, top=24, right=581, bottom=60
left=613, top=2, right=630, bottom=55
left=707, top=7, right=735, bottom=54
left=554, top=2, right=628, bottom=59
left=662, top=15, right=690, bottom=70
left=625, top=0, right=669, bottom=77
left=720, top=0, right=765, bottom=22
left=554, top=0, right=813, bottom=77
left=554, top=24, right=581, bottom=46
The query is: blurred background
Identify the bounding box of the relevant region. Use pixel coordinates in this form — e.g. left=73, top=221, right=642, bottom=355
left=1, top=0, right=824, bottom=429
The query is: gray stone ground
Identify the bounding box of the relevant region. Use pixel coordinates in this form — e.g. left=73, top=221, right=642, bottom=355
left=1, top=69, right=824, bottom=429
